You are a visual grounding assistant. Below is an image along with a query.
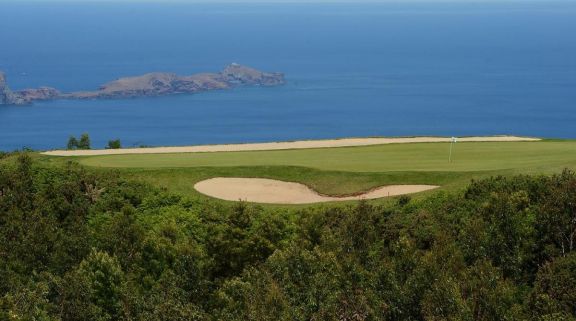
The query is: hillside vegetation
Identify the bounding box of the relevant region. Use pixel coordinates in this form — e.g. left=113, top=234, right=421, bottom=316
left=1, top=153, right=576, bottom=320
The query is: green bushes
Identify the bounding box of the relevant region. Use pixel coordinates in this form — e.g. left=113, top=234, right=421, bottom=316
left=1, top=156, right=576, bottom=320
left=107, top=139, right=121, bottom=149
left=530, top=253, right=576, bottom=319
left=66, top=136, right=78, bottom=150
left=67, top=133, right=91, bottom=150
left=66, top=134, right=122, bottom=150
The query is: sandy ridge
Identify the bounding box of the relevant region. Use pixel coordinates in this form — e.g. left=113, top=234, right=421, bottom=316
left=194, top=177, right=439, bottom=204
left=42, top=136, right=540, bottom=157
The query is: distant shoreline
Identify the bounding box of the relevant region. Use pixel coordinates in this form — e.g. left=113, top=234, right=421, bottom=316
left=42, top=135, right=541, bottom=157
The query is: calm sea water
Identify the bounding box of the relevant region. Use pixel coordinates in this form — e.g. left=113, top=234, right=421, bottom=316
left=1, top=2, right=575, bottom=150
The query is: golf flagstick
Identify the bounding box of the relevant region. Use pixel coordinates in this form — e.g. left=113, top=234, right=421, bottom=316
left=449, top=137, right=457, bottom=163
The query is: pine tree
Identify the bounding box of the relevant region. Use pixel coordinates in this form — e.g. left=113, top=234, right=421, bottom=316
left=67, top=136, right=78, bottom=150
left=78, top=133, right=91, bottom=150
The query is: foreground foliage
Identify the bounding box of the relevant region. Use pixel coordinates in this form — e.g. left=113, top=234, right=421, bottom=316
left=1, top=154, right=575, bottom=320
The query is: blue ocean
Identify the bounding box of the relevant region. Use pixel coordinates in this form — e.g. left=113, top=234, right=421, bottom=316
left=1, top=1, right=575, bottom=151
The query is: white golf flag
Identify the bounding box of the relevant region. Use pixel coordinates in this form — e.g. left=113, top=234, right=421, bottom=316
left=449, top=137, right=457, bottom=162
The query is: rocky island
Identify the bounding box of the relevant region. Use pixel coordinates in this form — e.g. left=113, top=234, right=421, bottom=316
left=0, top=64, right=285, bottom=105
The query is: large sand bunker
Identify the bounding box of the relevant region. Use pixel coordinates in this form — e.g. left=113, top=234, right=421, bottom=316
left=194, top=177, right=439, bottom=204
left=43, top=136, right=540, bottom=156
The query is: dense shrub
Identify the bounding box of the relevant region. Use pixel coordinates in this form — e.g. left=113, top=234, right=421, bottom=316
left=1, top=155, right=576, bottom=320
left=107, top=139, right=121, bottom=149
left=67, top=133, right=91, bottom=150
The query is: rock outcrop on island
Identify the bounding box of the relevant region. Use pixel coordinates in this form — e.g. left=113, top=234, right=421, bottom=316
left=17, top=87, right=61, bottom=103
left=1, top=72, right=61, bottom=105
left=0, top=64, right=285, bottom=105
left=0, top=72, right=24, bottom=105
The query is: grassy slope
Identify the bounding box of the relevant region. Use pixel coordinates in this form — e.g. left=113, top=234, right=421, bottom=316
left=41, top=140, right=576, bottom=204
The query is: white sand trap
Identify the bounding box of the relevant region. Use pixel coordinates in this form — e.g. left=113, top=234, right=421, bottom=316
left=194, top=177, right=439, bottom=204
left=42, top=136, right=540, bottom=156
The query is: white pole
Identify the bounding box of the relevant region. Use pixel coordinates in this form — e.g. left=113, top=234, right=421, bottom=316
left=449, top=137, right=457, bottom=163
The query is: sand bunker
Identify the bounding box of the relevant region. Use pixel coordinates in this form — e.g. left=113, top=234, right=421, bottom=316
left=43, top=136, right=540, bottom=157
left=194, top=177, right=439, bottom=204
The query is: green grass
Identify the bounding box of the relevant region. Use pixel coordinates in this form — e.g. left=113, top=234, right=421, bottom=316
left=75, top=141, right=576, bottom=172
left=40, top=140, right=576, bottom=205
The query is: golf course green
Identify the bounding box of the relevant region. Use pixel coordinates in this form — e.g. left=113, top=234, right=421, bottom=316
left=39, top=139, right=576, bottom=204
left=75, top=140, right=574, bottom=172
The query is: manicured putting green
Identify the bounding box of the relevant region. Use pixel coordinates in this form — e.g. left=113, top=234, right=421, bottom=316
left=76, top=141, right=576, bottom=173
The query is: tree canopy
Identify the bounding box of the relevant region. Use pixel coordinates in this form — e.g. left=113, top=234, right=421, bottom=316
left=1, top=153, right=575, bottom=320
